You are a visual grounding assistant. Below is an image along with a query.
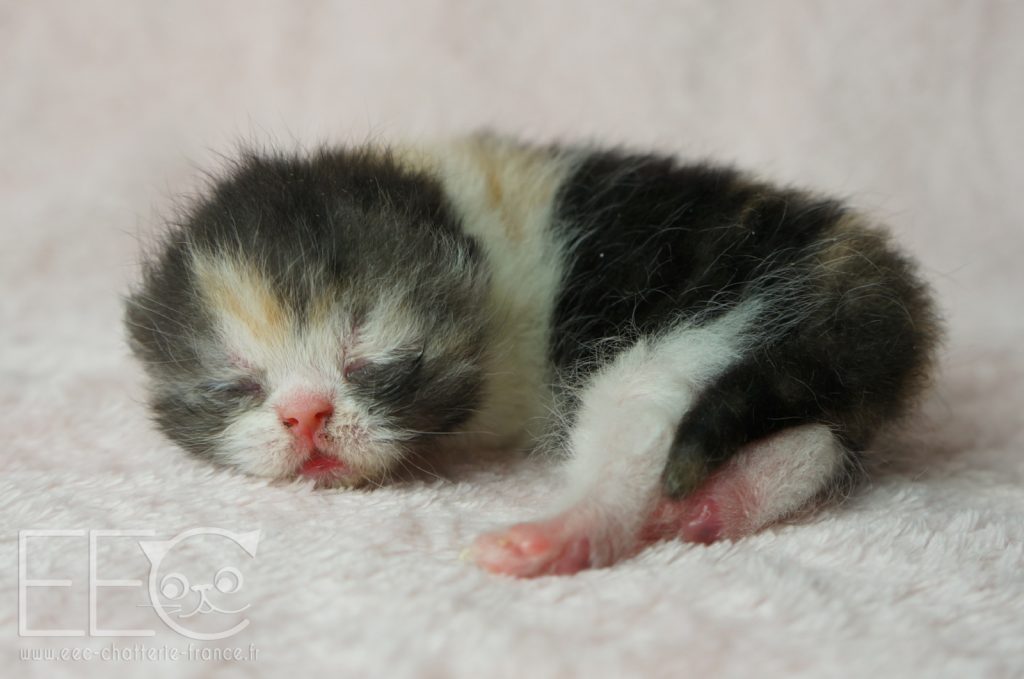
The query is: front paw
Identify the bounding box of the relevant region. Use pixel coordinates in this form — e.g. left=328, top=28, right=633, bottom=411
left=470, top=518, right=592, bottom=577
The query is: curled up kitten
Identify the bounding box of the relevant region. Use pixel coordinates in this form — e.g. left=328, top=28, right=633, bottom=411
left=125, top=134, right=940, bottom=577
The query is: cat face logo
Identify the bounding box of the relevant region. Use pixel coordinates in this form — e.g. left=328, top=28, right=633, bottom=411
left=139, top=528, right=260, bottom=640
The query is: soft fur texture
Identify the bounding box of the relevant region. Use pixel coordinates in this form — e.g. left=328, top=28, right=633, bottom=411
left=2, top=2, right=1022, bottom=677
left=123, top=134, right=938, bottom=576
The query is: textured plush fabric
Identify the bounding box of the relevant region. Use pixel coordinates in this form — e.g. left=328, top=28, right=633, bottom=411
left=2, top=2, right=1021, bottom=677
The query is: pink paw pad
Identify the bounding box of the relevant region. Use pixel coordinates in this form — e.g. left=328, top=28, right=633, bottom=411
left=643, top=467, right=754, bottom=545
left=675, top=496, right=725, bottom=544
left=643, top=494, right=724, bottom=545
left=471, top=519, right=592, bottom=577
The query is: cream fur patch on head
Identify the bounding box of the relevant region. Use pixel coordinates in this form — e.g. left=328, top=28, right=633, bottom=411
left=190, top=252, right=293, bottom=357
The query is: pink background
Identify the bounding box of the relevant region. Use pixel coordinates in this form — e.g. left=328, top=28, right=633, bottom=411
left=2, top=3, right=1021, bottom=677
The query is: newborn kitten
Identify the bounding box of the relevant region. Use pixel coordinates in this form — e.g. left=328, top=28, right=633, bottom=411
left=125, top=133, right=940, bottom=577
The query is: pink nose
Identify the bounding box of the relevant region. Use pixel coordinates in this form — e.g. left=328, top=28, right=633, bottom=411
left=277, top=393, right=334, bottom=444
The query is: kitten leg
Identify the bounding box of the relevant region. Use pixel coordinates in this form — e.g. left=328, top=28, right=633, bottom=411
left=641, top=424, right=847, bottom=545
left=472, top=303, right=758, bottom=577
left=648, top=221, right=938, bottom=545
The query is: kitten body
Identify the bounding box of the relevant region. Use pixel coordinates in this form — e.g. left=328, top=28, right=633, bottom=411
left=126, top=134, right=939, bottom=576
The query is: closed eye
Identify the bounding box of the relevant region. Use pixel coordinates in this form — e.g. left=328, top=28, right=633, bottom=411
left=203, top=376, right=265, bottom=401
left=344, top=349, right=424, bottom=399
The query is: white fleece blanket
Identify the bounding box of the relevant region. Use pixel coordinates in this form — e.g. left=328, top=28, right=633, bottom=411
left=2, top=2, right=1022, bottom=677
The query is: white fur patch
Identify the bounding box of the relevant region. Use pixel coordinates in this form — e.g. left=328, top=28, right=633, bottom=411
left=189, top=252, right=415, bottom=481
left=726, top=423, right=846, bottom=533
left=547, top=299, right=767, bottom=565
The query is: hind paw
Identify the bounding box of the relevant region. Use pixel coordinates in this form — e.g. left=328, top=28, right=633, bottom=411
left=642, top=492, right=728, bottom=545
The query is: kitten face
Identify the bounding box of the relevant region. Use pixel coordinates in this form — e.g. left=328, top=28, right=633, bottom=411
left=125, top=150, right=488, bottom=485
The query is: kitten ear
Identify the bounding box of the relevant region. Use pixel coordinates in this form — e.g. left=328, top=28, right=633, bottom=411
left=235, top=530, right=261, bottom=557
left=139, top=540, right=170, bottom=565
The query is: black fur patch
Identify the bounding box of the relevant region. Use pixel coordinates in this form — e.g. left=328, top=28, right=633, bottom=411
left=551, top=150, right=844, bottom=367
left=550, top=148, right=940, bottom=497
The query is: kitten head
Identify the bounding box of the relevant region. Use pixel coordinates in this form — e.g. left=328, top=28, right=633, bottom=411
left=125, top=148, right=489, bottom=485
